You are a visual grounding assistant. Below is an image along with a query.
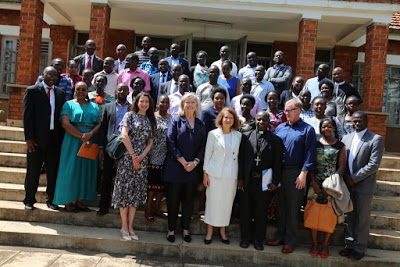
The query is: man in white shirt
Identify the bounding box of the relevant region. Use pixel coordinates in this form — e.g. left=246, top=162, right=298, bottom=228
left=168, top=75, right=191, bottom=116
left=303, top=64, right=332, bottom=101
left=114, top=44, right=127, bottom=74
left=93, top=57, right=118, bottom=97
left=231, top=77, right=262, bottom=117
left=251, top=65, right=274, bottom=110
left=340, top=111, right=384, bottom=261
left=211, top=45, right=238, bottom=77
left=238, top=52, right=259, bottom=82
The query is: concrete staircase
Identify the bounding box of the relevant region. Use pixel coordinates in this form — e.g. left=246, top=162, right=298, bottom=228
left=0, top=125, right=400, bottom=266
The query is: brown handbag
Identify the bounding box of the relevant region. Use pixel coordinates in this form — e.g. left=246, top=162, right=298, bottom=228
left=304, top=194, right=337, bottom=233
left=77, top=142, right=99, bottom=160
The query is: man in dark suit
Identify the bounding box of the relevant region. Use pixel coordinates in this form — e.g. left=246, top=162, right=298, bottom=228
left=114, top=44, right=127, bottom=74
left=264, top=51, right=292, bottom=94
left=340, top=111, right=384, bottom=260
left=332, top=67, right=363, bottom=103
left=23, top=66, right=66, bottom=210
left=164, top=43, right=190, bottom=76
left=74, top=39, right=104, bottom=75
left=238, top=111, right=283, bottom=251
left=150, top=59, right=172, bottom=102
left=97, top=83, right=131, bottom=215
left=159, top=63, right=182, bottom=96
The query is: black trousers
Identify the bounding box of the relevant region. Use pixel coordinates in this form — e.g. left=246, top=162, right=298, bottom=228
left=24, top=131, right=60, bottom=205
left=240, top=178, right=273, bottom=242
left=167, top=182, right=196, bottom=231
left=98, top=153, right=116, bottom=210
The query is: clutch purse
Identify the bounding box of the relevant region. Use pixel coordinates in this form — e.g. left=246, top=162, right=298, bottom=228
left=77, top=142, right=99, bottom=160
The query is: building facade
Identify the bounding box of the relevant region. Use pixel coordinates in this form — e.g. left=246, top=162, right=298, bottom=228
left=0, top=0, right=399, bottom=150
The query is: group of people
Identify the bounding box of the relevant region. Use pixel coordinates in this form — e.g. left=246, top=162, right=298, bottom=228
left=22, top=36, right=384, bottom=261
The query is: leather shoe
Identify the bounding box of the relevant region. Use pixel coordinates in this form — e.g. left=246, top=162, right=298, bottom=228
left=282, top=245, right=294, bottom=254
left=24, top=203, right=34, bottom=210
left=240, top=240, right=249, bottom=248
left=97, top=208, right=109, bottom=215
left=349, top=251, right=364, bottom=260
left=204, top=238, right=212, bottom=245
left=183, top=234, right=192, bottom=243
left=339, top=247, right=353, bottom=257
left=267, top=239, right=283, bottom=246
left=254, top=241, right=264, bottom=251
left=166, top=234, right=175, bottom=243
left=46, top=202, right=59, bottom=210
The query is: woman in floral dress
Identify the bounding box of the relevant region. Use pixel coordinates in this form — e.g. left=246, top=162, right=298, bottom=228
left=112, top=92, right=156, bottom=241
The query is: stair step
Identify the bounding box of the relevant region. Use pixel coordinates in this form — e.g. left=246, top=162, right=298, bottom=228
left=0, top=220, right=399, bottom=266
left=0, top=200, right=399, bottom=250
left=0, top=167, right=46, bottom=185
left=381, top=155, right=400, bottom=169
left=0, top=126, right=24, bottom=141
left=370, top=211, right=400, bottom=230
left=375, top=180, right=400, bottom=196
left=0, top=140, right=26, bottom=154
left=377, top=168, right=400, bottom=182
left=0, top=152, right=26, bottom=168
left=372, top=196, right=400, bottom=213
left=0, top=183, right=99, bottom=206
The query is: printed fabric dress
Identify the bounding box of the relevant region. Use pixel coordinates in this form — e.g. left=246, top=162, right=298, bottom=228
left=147, top=116, right=172, bottom=191
left=53, top=101, right=101, bottom=205
left=307, top=140, right=345, bottom=204
left=112, top=112, right=153, bottom=208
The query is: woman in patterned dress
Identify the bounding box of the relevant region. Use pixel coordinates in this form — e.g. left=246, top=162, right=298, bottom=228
left=145, top=95, right=171, bottom=222
left=265, top=90, right=286, bottom=132
left=307, top=117, right=346, bottom=258
left=193, top=51, right=209, bottom=89
left=112, top=92, right=156, bottom=241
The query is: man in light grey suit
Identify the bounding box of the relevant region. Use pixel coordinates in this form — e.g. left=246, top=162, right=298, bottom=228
left=264, top=51, right=292, bottom=94
left=340, top=111, right=384, bottom=260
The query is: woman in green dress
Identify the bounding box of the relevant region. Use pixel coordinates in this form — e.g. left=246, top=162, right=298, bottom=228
left=307, top=117, right=346, bottom=258
left=53, top=81, right=102, bottom=212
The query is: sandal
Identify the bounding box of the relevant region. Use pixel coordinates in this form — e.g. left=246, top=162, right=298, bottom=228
left=120, top=229, right=131, bottom=240
left=310, top=241, right=319, bottom=257
left=64, top=203, right=76, bottom=212
left=129, top=230, right=139, bottom=241
left=145, top=210, right=155, bottom=222
left=320, top=242, right=329, bottom=259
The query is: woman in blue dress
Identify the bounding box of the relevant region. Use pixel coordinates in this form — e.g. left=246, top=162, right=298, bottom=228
left=217, top=60, right=240, bottom=100
left=53, top=81, right=101, bottom=212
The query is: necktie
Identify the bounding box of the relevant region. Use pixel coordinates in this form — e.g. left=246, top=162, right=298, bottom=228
left=47, top=87, right=51, bottom=100
left=162, top=74, right=166, bottom=83
left=87, top=56, right=92, bottom=69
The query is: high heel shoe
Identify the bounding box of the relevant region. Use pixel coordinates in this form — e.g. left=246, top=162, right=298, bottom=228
left=166, top=233, right=175, bottom=243
left=320, top=242, right=329, bottom=259
left=129, top=230, right=139, bottom=241
left=219, top=233, right=230, bottom=245
left=310, top=241, right=319, bottom=257
left=120, top=229, right=131, bottom=240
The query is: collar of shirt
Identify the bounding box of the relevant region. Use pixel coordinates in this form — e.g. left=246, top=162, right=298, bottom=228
left=116, top=101, right=129, bottom=107
left=284, top=118, right=302, bottom=127
left=274, top=64, right=285, bottom=70
left=335, top=81, right=345, bottom=86
left=42, top=81, right=54, bottom=90
left=127, top=68, right=142, bottom=74
left=355, top=128, right=368, bottom=139
left=118, top=59, right=126, bottom=64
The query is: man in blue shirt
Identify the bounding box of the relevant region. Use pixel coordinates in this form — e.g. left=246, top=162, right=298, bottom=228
left=140, top=47, right=160, bottom=76
left=268, top=99, right=316, bottom=254
left=304, top=64, right=332, bottom=102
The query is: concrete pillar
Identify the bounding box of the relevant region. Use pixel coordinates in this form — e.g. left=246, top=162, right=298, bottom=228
left=89, top=2, right=110, bottom=59
left=362, top=23, right=390, bottom=140
left=16, top=0, right=44, bottom=85
left=296, top=19, right=318, bottom=80
left=334, top=46, right=358, bottom=82
left=50, top=25, right=75, bottom=70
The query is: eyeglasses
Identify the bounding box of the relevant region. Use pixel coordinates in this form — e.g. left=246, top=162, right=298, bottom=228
left=284, top=107, right=299, bottom=114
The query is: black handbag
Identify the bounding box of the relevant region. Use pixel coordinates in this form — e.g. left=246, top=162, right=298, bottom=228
left=105, top=134, right=126, bottom=160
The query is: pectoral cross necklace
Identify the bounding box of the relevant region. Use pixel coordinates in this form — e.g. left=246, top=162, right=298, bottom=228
left=255, top=130, right=264, bottom=166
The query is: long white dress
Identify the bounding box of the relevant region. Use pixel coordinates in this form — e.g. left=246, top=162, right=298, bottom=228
left=204, top=132, right=238, bottom=227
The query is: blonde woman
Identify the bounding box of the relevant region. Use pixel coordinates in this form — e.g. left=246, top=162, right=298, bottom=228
left=163, top=93, right=207, bottom=243
left=203, top=108, right=242, bottom=245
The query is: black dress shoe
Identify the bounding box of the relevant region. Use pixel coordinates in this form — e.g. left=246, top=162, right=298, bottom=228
left=76, top=206, right=91, bottom=212
left=204, top=238, right=212, bottom=245
left=166, top=234, right=175, bottom=243
left=183, top=234, right=192, bottom=243
left=220, top=235, right=230, bottom=245
left=24, top=203, right=34, bottom=210
left=46, top=202, right=59, bottom=210
left=97, top=208, right=109, bottom=215
left=254, top=241, right=264, bottom=251
left=339, top=247, right=353, bottom=257
left=349, top=251, right=364, bottom=260
left=240, top=240, right=249, bottom=248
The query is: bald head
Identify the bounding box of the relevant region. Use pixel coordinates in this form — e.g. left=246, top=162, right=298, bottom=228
left=103, top=57, right=115, bottom=74
left=85, top=39, right=96, bottom=56
left=116, top=44, right=127, bottom=61
left=332, top=67, right=344, bottom=83
left=43, top=66, right=58, bottom=86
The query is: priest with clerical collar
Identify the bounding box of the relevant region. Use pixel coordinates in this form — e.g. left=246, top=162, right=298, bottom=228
left=238, top=111, right=283, bottom=251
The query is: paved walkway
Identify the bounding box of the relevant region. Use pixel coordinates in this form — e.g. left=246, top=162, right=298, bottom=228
left=0, top=246, right=225, bottom=267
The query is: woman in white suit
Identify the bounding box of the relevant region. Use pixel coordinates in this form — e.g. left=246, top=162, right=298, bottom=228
left=203, top=107, right=242, bottom=245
